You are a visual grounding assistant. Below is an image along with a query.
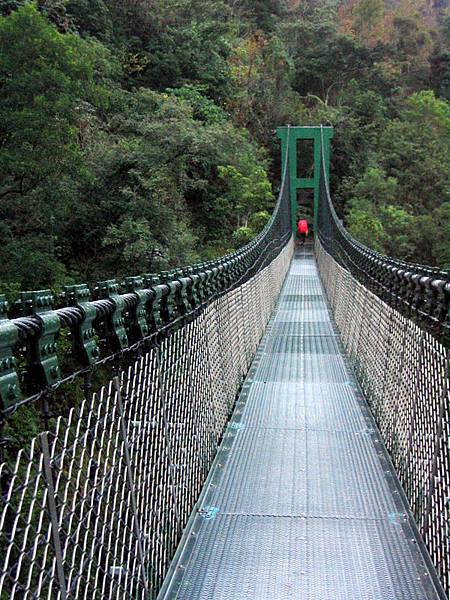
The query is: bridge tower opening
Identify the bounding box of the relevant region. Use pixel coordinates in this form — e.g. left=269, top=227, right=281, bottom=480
left=277, top=125, right=333, bottom=235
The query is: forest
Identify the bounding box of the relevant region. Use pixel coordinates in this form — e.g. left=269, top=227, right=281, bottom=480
left=0, top=0, right=449, bottom=297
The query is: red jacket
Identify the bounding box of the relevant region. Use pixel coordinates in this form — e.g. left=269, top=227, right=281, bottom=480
left=297, top=220, right=308, bottom=235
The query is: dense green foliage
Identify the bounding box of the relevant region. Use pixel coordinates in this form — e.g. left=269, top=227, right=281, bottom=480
left=0, top=0, right=448, bottom=296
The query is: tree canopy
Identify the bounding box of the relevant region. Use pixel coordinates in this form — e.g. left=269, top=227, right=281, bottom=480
left=0, top=0, right=448, bottom=295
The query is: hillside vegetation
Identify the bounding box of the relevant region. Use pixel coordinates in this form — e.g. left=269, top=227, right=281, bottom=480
left=0, top=0, right=448, bottom=296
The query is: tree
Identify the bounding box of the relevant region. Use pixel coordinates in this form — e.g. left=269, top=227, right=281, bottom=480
left=420, top=203, right=450, bottom=268
left=345, top=166, right=399, bottom=207
left=67, top=0, right=113, bottom=40
left=0, top=3, right=112, bottom=200
left=345, top=172, right=417, bottom=260
left=430, top=41, right=450, bottom=101
left=226, top=0, right=288, bottom=32
left=344, top=166, right=398, bottom=254
left=352, top=0, right=385, bottom=47
left=282, top=20, right=374, bottom=104
left=0, top=0, right=26, bottom=15
left=384, top=0, right=436, bottom=90
left=218, top=160, right=273, bottom=229
left=0, top=0, right=448, bottom=284
left=378, top=91, right=449, bottom=214
left=332, top=80, right=388, bottom=182
left=346, top=198, right=385, bottom=252
left=227, top=32, right=296, bottom=145
left=342, top=90, right=449, bottom=266
left=109, top=0, right=234, bottom=102
left=378, top=204, right=416, bottom=258
left=0, top=3, right=113, bottom=287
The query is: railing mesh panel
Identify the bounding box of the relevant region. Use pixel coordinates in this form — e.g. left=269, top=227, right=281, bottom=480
left=316, top=234, right=449, bottom=596
left=0, top=240, right=294, bottom=599
left=316, top=124, right=449, bottom=595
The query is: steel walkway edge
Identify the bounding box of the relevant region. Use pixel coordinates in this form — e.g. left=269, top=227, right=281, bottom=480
left=158, top=249, right=444, bottom=600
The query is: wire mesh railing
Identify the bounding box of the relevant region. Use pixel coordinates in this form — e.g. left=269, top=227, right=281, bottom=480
left=316, top=127, right=449, bottom=595
left=0, top=134, right=294, bottom=598
left=0, top=248, right=293, bottom=599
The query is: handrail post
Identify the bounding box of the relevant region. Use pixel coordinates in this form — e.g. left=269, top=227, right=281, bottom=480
left=41, top=431, right=68, bottom=600
left=113, top=376, right=149, bottom=594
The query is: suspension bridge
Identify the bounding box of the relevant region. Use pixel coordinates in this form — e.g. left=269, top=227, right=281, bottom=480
left=0, top=126, right=448, bottom=599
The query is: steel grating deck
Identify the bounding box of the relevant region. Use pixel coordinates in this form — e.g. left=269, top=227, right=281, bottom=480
left=159, top=249, right=442, bottom=600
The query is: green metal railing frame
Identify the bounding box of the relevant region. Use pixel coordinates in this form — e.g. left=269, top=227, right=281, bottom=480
left=316, top=126, right=450, bottom=342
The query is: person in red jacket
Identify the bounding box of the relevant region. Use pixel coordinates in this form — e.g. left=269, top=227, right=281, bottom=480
left=297, top=219, right=309, bottom=246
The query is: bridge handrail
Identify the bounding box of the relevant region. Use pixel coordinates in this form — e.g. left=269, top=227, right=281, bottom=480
left=0, top=131, right=293, bottom=413
left=317, top=127, right=450, bottom=341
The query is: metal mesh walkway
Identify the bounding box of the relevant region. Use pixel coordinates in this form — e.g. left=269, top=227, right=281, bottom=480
left=159, top=249, right=442, bottom=600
